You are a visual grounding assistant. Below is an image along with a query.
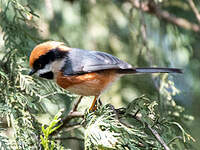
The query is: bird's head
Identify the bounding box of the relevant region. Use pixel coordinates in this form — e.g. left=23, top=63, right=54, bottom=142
left=29, top=41, right=69, bottom=79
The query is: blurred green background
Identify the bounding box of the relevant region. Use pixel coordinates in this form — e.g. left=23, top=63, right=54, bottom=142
left=0, top=0, right=200, bottom=149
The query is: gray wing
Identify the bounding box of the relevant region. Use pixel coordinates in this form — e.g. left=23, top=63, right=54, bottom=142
left=62, top=48, right=133, bottom=75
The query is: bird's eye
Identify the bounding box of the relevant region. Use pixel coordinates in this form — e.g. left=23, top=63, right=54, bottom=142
left=36, top=63, right=42, bottom=69
left=38, top=64, right=42, bottom=68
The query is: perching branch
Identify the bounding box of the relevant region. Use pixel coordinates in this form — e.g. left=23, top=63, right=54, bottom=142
left=51, top=96, right=84, bottom=135
left=129, top=0, right=200, bottom=32
left=64, top=122, right=82, bottom=132
left=147, top=123, right=170, bottom=150
left=187, top=0, right=200, bottom=24
left=56, top=111, right=83, bottom=133
left=125, top=112, right=170, bottom=150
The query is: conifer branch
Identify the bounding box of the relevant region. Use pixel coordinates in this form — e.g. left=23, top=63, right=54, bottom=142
left=147, top=123, right=170, bottom=150
left=129, top=0, right=200, bottom=32
left=187, top=0, right=200, bottom=24
left=51, top=97, right=84, bottom=135
left=121, top=110, right=170, bottom=150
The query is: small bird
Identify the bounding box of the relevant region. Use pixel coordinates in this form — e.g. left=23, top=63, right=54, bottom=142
left=29, top=41, right=182, bottom=111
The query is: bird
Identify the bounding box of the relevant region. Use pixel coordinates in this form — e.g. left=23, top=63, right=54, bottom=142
left=29, top=41, right=182, bottom=111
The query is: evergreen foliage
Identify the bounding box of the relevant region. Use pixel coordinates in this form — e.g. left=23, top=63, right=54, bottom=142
left=83, top=96, right=194, bottom=150
left=40, top=109, right=64, bottom=150
left=0, top=0, right=69, bottom=149
left=0, top=0, right=199, bottom=149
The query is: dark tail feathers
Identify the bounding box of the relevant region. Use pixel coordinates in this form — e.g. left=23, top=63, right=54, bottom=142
left=118, top=67, right=183, bottom=74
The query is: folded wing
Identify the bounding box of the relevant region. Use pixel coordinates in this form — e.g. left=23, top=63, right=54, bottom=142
left=62, top=48, right=133, bottom=75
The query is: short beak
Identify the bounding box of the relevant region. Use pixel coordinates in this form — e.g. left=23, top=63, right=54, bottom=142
left=29, top=69, right=36, bottom=76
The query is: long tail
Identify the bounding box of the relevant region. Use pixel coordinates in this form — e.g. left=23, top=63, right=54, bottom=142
left=117, top=67, right=183, bottom=74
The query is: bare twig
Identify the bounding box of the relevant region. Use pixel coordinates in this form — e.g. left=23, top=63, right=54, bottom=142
left=51, top=111, right=84, bottom=136
left=187, top=0, right=200, bottom=24
left=71, top=96, right=83, bottom=112
left=147, top=123, right=170, bottom=150
left=56, top=96, right=84, bottom=133
left=62, top=111, right=84, bottom=125
left=125, top=112, right=170, bottom=150
left=129, top=0, right=200, bottom=32
left=134, top=109, right=140, bottom=117
left=63, top=122, right=82, bottom=131
left=50, top=96, right=84, bottom=135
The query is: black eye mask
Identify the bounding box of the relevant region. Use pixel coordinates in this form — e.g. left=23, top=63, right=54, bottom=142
left=33, top=51, right=55, bottom=70
left=32, top=48, right=66, bottom=71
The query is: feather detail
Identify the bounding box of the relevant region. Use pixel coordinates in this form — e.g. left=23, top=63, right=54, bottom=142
left=117, top=67, right=183, bottom=74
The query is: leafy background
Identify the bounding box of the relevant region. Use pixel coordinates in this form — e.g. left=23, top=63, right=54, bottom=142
left=0, top=0, right=200, bottom=149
